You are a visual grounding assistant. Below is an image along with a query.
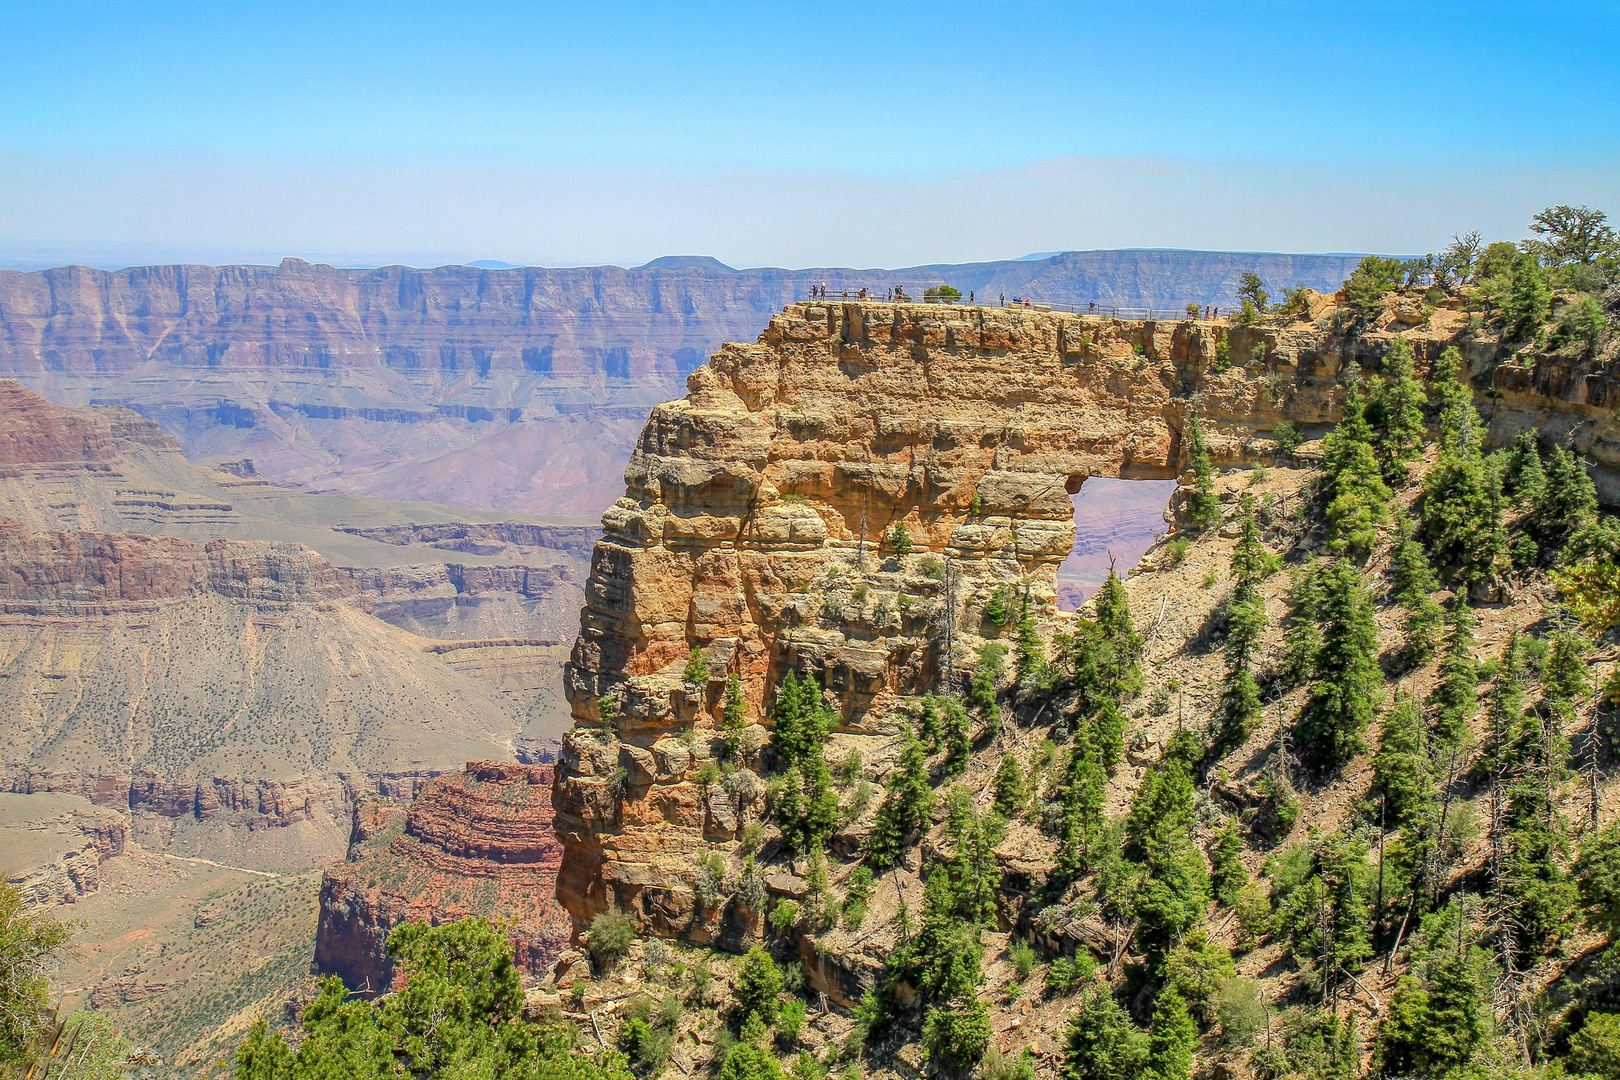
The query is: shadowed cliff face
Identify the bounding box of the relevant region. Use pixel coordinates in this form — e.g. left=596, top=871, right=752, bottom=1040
left=0, top=252, right=1366, bottom=516
left=550, top=296, right=1620, bottom=938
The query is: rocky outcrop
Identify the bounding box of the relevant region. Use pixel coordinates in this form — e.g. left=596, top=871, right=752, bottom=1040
left=335, top=522, right=603, bottom=562
left=0, top=793, right=128, bottom=904
left=0, top=523, right=354, bottom=612
left=552, top=297, right=1620, bottom=938
left=314, top=760, right=570, bottom=992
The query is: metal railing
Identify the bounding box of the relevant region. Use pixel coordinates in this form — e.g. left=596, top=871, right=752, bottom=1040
left=797, top=290, right=1222, bottom=321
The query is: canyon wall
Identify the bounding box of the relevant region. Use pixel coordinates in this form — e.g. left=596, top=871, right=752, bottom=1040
left=0, top=252, right=1364, bottom=515
left=551, top=297, right=1620, bottom=938
left=314, top=760, right=570, bottom=992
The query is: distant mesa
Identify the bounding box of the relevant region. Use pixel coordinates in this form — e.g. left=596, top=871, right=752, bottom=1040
left=1015, top=250, right=1066, bottom=261
left=464, top=259, right=523, bottom=270
left=635, top=255, right=737, bottom=272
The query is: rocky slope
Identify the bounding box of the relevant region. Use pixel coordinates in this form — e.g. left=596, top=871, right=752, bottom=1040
left=0, top=792, right=128, bottom=904
left=0, top=382, right=595, bottom=869
left=544, top=293, right=1620, bottom=1074
left=0, top=252, right=1364, bottom=516
left=314, top=759, right=570, bottom=992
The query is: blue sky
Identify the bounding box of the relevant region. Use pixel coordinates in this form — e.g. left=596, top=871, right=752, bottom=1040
left=2, top=1, right=1618, bottom=267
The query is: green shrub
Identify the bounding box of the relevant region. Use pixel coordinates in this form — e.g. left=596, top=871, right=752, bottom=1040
left=770, top=900, right=800, bottom=933
left=587, top=908, right=636, bottom=968
left=917, top=554, right=944, bottom=579
left=1044, top=952, right=1094, bottom=995
left=777, top=997, right=806, bottom=1044
left=885, top=522, right=913, bottom=556
left=1165, top=537, right=1190, bottom=565
left=684, top=646, right=710, bottom=685
left=735, top=946, right=785, bottom=1027
left=1010, top=940, right=1037, bottom=980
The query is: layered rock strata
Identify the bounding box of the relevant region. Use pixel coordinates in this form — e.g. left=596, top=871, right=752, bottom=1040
left=552, top=298, right=1620, bottom=938
left=314, top=760, right=570, bottom=992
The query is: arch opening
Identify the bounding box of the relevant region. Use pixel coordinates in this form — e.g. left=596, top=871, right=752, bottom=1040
left=1056, top=476, right=1180, bottom=611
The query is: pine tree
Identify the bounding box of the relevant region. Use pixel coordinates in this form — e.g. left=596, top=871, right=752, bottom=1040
left=1389, top=515, right=1444, bottom=665
left=1218, top=498, right=1268, bottom=752
left=1504, top=254, right=1552, bottom=340
left=1373, top=693, right=1434, bottom=829
left=735, top=946, right=784, bottom=1027
left=1126, top=750, right=1211, bottom=953
left=1528, top=447, right=1598, bottom=553
left=1094, top=569, right=1144, bottom=700
left=1370, top=336, right=1428, bottom=483
left=939, top=697, right=971, bottom=780
left=1296, top=560, right=1381, bottom=774
left=968, top=642, right=1005, bottom=726
left=868, top=733, right=933, bottom=867
left=1426, top=346, right=1472, bottom=417
left=1215, top=665, right=1263, bottom=755
left=992, top=752, right=1028, bottom=818
left=1062, top=985, right=1147, bottom=1080
left=1208, top=820, right=1248, bottom=907
left=1325, top=441, right=1391, bottom=560
left=1184, top=404, right=1220, bottom=531
left=1427, top=603, right=1478, bottom=748
left=721, top=674, right=748, bottom=760
left=1145, top=988, right=1197, bottom=1080
left=1278, top=559, right=1324, bottom=688
left=1053, top=732, right=1108, bottom=886
left=1014, top=597, right=1044, bottom=681
left=1502, top=431, right=1547, bottom=508
left=1421, top=378, right=1507, bottom=588
left=771, top=671, right=835, bottom=769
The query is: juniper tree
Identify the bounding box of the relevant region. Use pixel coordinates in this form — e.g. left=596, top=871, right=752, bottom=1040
left=1296, top=560, right=1381, bottom=774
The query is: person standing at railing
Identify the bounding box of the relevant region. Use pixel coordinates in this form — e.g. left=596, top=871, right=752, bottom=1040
left=999, top=293, right=1005, bottom=306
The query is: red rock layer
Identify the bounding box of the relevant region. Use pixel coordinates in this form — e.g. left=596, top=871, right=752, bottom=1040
left=314, top=761, right=569, bottom=992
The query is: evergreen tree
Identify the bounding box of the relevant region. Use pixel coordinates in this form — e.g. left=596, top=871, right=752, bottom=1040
left=1502, top=431, right=1547, bottom=508
left=939, top=696, right=972, bottom=780
left=1215, top=665, right=1263, bottom=754
left=968, top=642, right=1006, bottom=726
left=1325, top=441, right=1391, bottom=560
left=1145, top=989, right=1197, bottom=1080
left=1126, top=749, right=1211, bottom=952
left=1062, top=985, right=1147, bottom=1080
left=1389, top=515, right=1444, bottom=665
left=1503, top=253, right=1552, bottom=340
left=1219, top=496, right=1268, bottom=752
left=1208, top=819, right=1248, bottom=907
left=1575, top=821, right=1620, bottom=941
left=992, top=752, right=1028, bottom=818
left=1421, top=369, right=1507, bottom=587
left=770, top=672, right=809, bottom=766
left=1270, top=830, right=1374, bottom=989
left=1014, top=596, right=1044, bottom=681
left=1426, top=346, right=1472, bottom=418
left=1375, top=906, right=1490, bottom=1079
left=735, top=947, right=784, bottom=1027
left=1373, top=693, right=1435, bottom=829
left=867, top=733, right=934, bottom=867
left=1528, top=447, right=1599, bottom=553
left=1369, top=336, right=1428, bottom=483
left=1053, top=731, right=1108, bottom=886
left=1296, top=560, right=1381, bottom=774
left=721, top=674, right=748, bottom=760
left=1094, top=569, right=1144, bottom=700
left=1184, top=405, right=1220, bottom=531
left=1427, top=603, right=1478, bottom=748
left=1278, top=560, right=1324, bottom=688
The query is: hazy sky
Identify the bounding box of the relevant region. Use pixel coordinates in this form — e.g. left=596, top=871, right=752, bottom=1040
left=3, top=0, right=1618, bottom=268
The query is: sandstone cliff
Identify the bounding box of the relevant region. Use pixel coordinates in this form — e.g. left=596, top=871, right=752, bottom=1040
left=552, top=295, right=1620, bottom=936
left=314, top=760, right=570, bottom=992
